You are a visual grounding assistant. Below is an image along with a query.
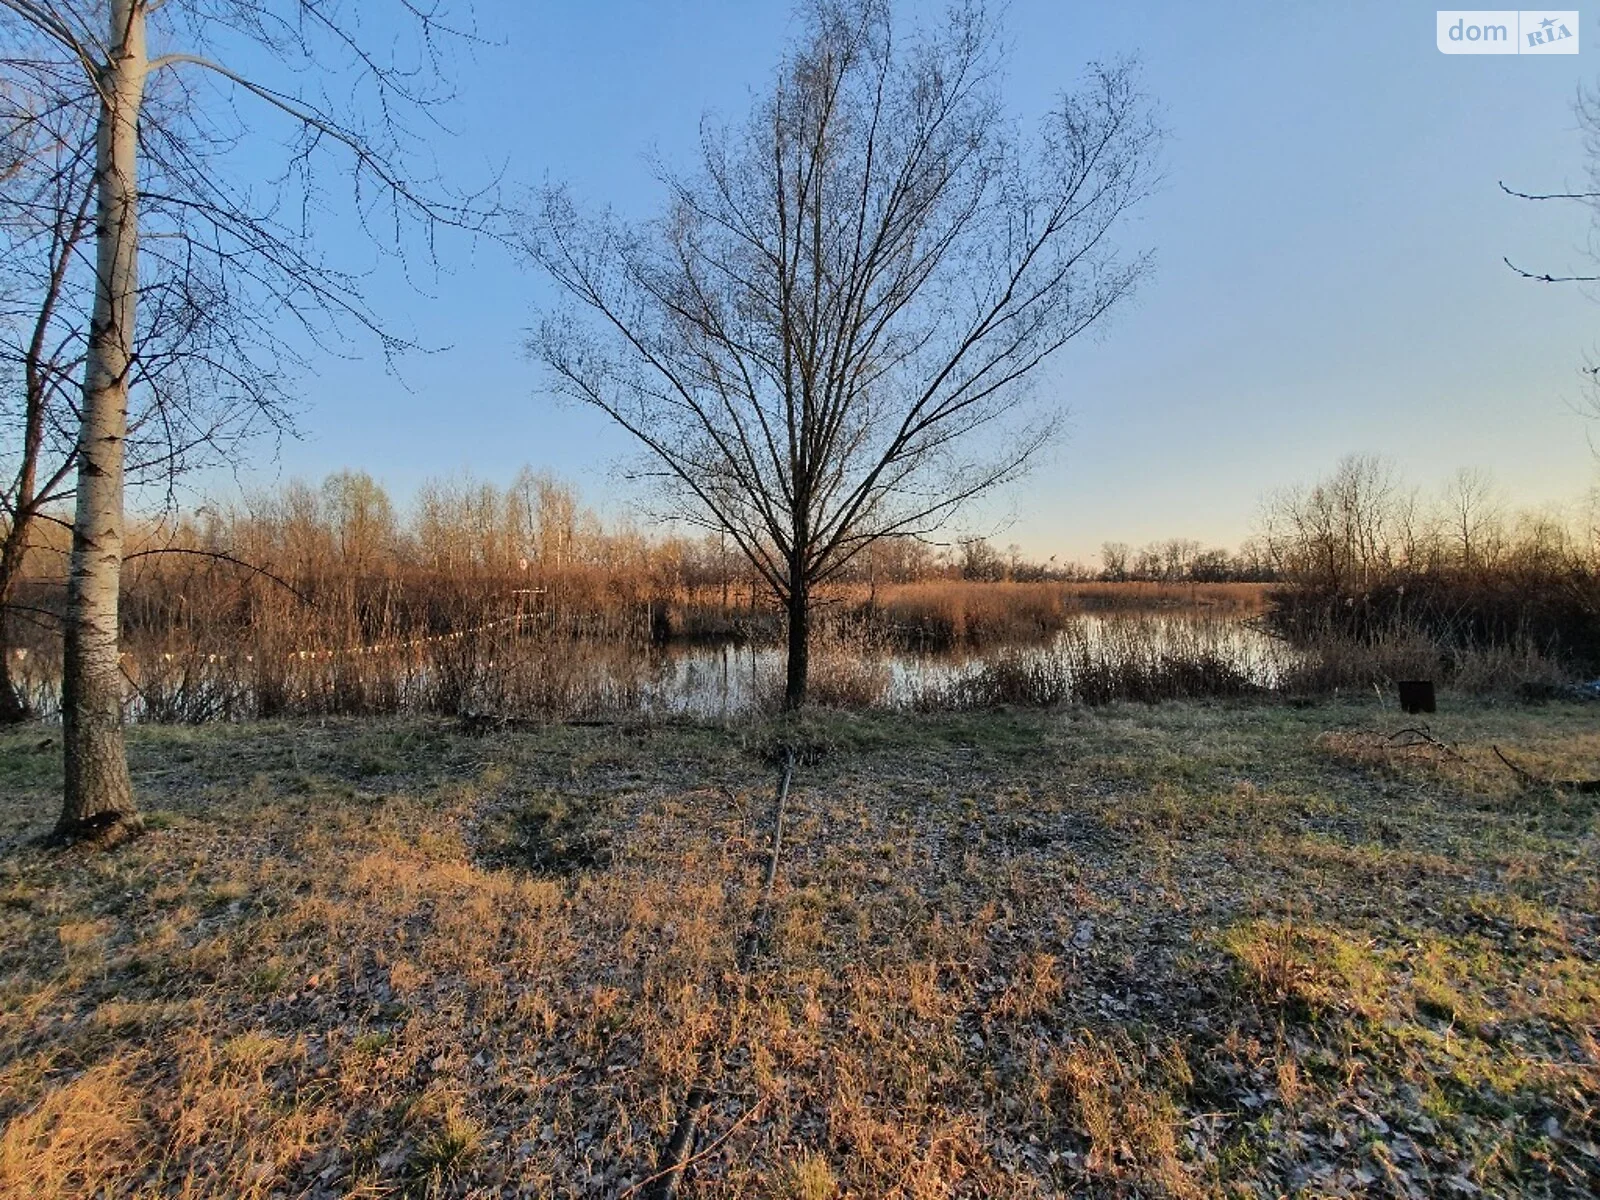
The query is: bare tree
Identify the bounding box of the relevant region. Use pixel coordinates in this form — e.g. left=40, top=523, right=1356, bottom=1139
left=1259, top=454, right=1402, bottom=588
left=0, top=89, right=91, bottom=724
left=1098, top=541, right=1130, bottom=582
left=1390, top=483, right=1438, bottom=572
left=321, top=469, right=397, bottom=576
left=1441, top=466, right=1502, bottom=571
left=959, top=537, right=1006, bottom=582
left=0, top=0, right=490, bottom=840
left=527, top=0, right=1158, bottom=707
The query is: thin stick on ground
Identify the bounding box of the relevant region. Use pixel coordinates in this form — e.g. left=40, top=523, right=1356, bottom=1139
left=646, top=750, right=794, bottom=1199
left=621, top=1094, right=770, bottom=1200
left=1493, top=744, right=1600, bottom=793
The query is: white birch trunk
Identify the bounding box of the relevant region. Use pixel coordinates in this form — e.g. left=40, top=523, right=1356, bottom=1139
left=58, top=0, right=146, bottom=839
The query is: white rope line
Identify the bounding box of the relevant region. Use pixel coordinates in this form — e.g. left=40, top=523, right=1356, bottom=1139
left=118, top=611, right=554, bottom=666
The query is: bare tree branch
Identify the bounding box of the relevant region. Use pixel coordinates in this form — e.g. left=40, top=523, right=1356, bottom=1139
left=1503, top=255, right=1600, bottom=283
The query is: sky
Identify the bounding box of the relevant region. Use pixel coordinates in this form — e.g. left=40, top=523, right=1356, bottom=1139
left=209, top=1, right=1600, bottom=564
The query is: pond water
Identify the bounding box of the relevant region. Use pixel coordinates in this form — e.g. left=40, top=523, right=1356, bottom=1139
left=623, top=611, right=1294, bottom=717
left=10, top=610, right=1296, bottom=721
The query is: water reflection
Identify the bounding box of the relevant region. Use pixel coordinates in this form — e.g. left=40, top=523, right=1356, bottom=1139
left=643, top=613, right=1292, bottom=716
left=10, top=612, right=1293, bottom=722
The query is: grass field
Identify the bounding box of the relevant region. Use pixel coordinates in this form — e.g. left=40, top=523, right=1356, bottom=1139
left=0, top=699, right=1597, bottom=1197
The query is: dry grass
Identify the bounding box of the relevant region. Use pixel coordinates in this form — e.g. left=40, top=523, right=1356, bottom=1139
left=910, top=616, right=1274, bottom=709
left=0, top=698, right=1596, bottom=1196
left=1271, top=624, right=1577, bottom=698
left=1055, top=581, right=1271, bottom=611
left=0, top=1059, right=147, bottom=1197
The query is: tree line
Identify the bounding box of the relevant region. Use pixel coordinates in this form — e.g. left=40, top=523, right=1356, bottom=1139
left=6, top=467, right=1282, bottom=626
left=1257, top=455, right=1600, bottom=673
left=1257, top=454, right=1597, bottom=589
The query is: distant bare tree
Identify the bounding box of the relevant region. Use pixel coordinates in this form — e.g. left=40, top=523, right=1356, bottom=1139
left=1441, top=466, right=1502, bottom=571
left=959, top=538, right=1006, bottom=583
left=1390, top=483, right=1438, bottom=572
left=321, top=470, right=397, bottom=576
left=1260, top=454, right=1401, bottom=588
left=527, top=0, right=1159, bottom=707
left=1188, top=546, right=1232, bottom=582
left=1098, top=541, right=1131, bottom=582
left=1, top=0, right=491, bottom=841
left=1157, top=537, right=1200, bottom=581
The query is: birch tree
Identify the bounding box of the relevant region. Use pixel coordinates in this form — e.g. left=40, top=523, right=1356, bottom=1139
left=0, top=36, right=289, bottom=727
left=0, top=0, right=487, bottom=841
left=527, top=0, right=1159, bottom=708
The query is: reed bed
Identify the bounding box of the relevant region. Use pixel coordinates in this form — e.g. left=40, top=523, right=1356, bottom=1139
left=846, top=581, right=1073, bottom=648
left=2, top=549, right=1584, bottom=722
left=123, top=630, right=667, bottom=724
left=1055, top=580, right=1273, bottom=611
left=11, top=599, right=1584, bottom=723
left=911, top=615, right=1272, bottom=709
left=843, top=580, right=1272, bottom=650
left=906, top=612, right=1580, bottom=710
left=797, top=627, right=898, bottom=710
left=1271, top=625, right=1575, bottom=700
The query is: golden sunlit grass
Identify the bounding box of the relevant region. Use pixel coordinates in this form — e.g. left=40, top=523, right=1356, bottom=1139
left=0, top=1059, right=146, bottom=1198
left=1045, top=1032, right=1197, bottom=1198
left=0, top=698, right=1596, bottom=1197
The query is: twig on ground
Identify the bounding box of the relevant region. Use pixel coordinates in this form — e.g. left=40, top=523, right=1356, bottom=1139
left=620, top=1093, right=769, bottom=1199
left=639, top=750, right=795, bottom=1199
left=1380, top=726, right=1466, bottom=761
left=1492, top=746, right=1600, bottom=794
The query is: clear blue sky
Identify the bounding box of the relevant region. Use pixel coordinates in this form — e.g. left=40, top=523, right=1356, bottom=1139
left=217, top=0, right=1600, bottom=563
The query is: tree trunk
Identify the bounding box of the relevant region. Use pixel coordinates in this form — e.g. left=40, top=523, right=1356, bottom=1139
left=58, top=0, right=146, bottom=843
left=0, top=541, right=30, bottom=724
left=783, top=580, right=809, bottom=711
left=0, top=640, right=27, bottom=725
